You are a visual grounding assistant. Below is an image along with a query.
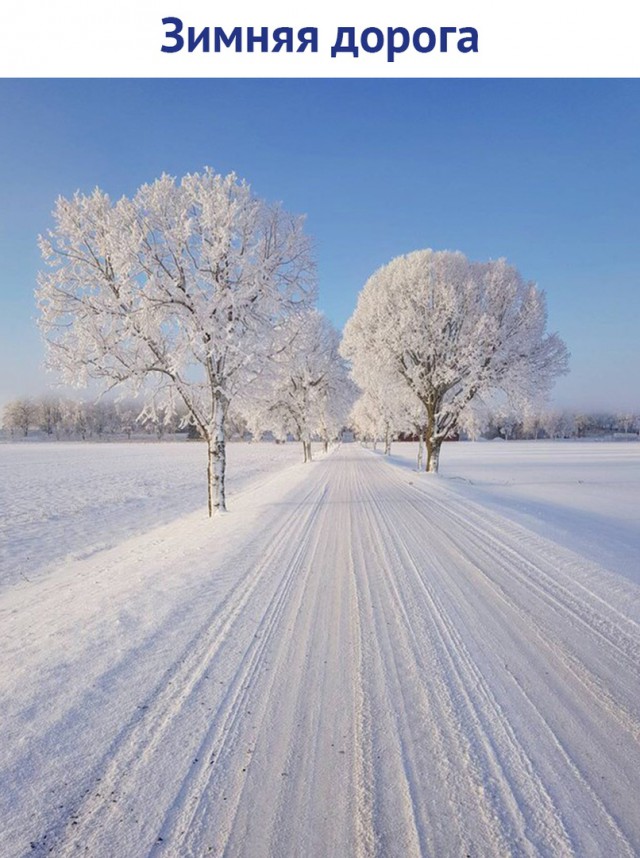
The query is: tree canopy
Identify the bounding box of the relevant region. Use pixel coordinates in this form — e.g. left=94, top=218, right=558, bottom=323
left=37, top=168, right=316, bottom=513
left=342, top=249, right=569, bottom=471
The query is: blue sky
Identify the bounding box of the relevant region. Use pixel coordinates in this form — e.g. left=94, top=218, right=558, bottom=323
left=0, top=79, right=638, bottom=411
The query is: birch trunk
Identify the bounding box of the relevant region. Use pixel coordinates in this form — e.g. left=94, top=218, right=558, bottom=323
left=384, top=425, right=391, bottom=455
left=206, top=402, right=227, bottom=516
left=425, top=436, right=441, bottom=473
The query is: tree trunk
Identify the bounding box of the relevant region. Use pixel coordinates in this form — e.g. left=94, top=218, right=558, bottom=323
left=206, top=404, right=227, bottom=516
left=384, top=424, right=391, bottom=455
left=420, top=399, right=442, bottom=473
left=425, top=436, right=441, bottom=473
left=323, top=437, right=328, bottom=454
left=417, top=431, right=424, bottom=471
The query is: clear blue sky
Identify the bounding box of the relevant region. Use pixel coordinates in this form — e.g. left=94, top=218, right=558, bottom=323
left=1, top=79, right=638, bottom=411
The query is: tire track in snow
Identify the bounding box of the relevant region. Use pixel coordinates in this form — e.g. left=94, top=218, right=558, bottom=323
left=379, top=505, right=578, bottom=856
left=339, top=449, right=639, bottom=856
left=380, top=461, right=640, bottom=855
left=357, top=468, right=572, bottom=857
left=348, top=473, right=428, bottom=857
left=31, top=476, right=329, bottom=857
left=349, top=499, right=377, bottom=858
left=159, top=454, right=372, bottom=858
left=399, top=478, right=640, bottom=755
left=17, top=446, right=640, bottom=857
left=261, top=471, right=368, bottom=858
left=442, top=508, right=640, bottom=744
left=376, top=461, right=640, bottom=752
left=150, top=487, right=327, bottom=857
left=396, top=464, right=640, bottom=668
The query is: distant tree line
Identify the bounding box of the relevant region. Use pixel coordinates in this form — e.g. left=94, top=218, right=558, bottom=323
left=1, top=396, right=188, bottom=440
left=1, top=384, right=355, bottom=448
left=350, top=403, right=639, bottom=455
left=5, top=394, right=638, bottom=447
left=478, top=408, right=640, bottom=441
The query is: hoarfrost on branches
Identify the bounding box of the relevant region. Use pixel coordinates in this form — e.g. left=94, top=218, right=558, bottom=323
left=341, top=249, right=569, bottom=472
left=36, top=168, right=315, bottom=513
left=241, top=309, right=354, bottom=461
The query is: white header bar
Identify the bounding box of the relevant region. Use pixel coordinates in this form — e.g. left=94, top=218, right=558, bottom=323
left=2, top=0, right=640, bottom=77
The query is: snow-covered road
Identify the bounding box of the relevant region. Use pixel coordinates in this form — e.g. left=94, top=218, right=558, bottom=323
left=2, top=445, right=639, bottom=857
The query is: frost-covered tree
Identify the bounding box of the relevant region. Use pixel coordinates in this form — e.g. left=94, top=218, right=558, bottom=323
left=457, top=403, right=487, bottom=442
left=37, top=169, right=315, bottom=513
left=491, top=404, right=523, bottom=440
left=36, top=396, right=64, bottom=437
left=316, top=374, right=358, bottom=453
left=342, top=250, right=569, bottom=472
left=539, top=409, right=566, bottom=439
left=114, top=399, right=140, bottom=440
left=3, top=398, right=37, bottom=437
left=85, top=400, right=115, bottom=438
left=397, top=393, right=430, bottom=467
left=617, top=413, right=640, bottom=435
left=244, top=310, right=352, bottom=462
left=341, top=334, right=409, bottom=456
left=349, top=394, right=382, bottom=448
left=521, top=408, right=542, bottom=439
left=350, top=383, right=402, bottom=455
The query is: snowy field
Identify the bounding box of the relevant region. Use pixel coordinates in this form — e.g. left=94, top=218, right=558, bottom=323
left=383, top=439, right=640, bottom=584
left=0, top=441, right=318, bottom=590
left=1, top=440, right=639, bottom=857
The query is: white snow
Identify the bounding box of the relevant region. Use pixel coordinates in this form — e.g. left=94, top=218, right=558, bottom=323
left=381, top=439, right=640, bottom=584
left=1, top=440, right=639, bottom=857
left=0, top=441, right=316, bottom=591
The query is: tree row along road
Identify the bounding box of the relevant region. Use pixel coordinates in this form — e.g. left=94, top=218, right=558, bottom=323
left=3, top=446, right=640, bottom=857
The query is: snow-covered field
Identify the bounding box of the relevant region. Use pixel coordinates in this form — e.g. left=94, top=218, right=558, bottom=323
left=383, top=439, right=640, bottom=584
left=0, top=441, right=317, bottom=590
left=1, top=440, right=639, bottom=857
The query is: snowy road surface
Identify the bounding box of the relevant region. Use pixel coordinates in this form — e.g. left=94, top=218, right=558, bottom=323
left=2, top=445, right=640, bottom=856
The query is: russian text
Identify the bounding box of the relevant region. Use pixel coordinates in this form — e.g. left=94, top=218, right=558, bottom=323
left=331, top=25, right=478, bottom=61
left=161, top=19, right=319, bottom=53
